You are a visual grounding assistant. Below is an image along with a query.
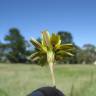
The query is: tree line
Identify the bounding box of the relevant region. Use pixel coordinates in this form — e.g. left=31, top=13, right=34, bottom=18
left=0, top=28, right=96, bottom=64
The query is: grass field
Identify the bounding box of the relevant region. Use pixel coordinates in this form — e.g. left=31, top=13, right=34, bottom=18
left=0, top=63, right=96, bottom=96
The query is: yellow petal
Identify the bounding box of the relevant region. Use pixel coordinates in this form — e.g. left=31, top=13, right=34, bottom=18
left=42, top=30, right=51, bottom=49
left=30, top=38, right=42, bottom=50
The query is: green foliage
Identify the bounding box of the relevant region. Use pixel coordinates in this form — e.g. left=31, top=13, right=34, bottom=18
left=58, top=31, right=73, bottom=44
left=4, top=28, right=29, bottom=63
left=0, top=28, right=96, bottom=64
left=77, top=44, right=96, bottom=64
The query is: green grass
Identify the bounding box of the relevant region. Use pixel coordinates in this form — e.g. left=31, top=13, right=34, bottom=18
left=0, top=63, right=96, bottom=96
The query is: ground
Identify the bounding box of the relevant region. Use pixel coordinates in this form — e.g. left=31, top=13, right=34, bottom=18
left=0, top=63, right=96, bottom=96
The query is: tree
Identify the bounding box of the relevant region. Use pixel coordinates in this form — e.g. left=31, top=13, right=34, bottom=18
left=29, top=30, right=74, bottom=86
left=0, top=42, right=4, bottom=62
left=0, top=42, right=9, bottom=62
left=57, top=31, right=73, bottom=44
left=77, top=44, right=96, bottom=64
left=4, top=28, right=28, bottom=63
left=67, top=44, right=80, bottom=64
left=83, top=44, right=96, bottom=64
left=57, top=31, right=76, bottom=64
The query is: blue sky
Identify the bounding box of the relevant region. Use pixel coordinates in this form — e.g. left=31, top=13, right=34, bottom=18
left=0, top=0, right=96, bottom=47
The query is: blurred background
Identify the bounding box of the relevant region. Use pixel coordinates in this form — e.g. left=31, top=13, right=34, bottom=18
left=0, top=0, right=96, bottom=64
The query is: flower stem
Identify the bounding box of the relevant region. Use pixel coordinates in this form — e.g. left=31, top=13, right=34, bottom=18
left=49, top=62, right=56, bottom=86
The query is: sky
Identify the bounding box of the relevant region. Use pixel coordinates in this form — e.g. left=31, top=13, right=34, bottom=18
left=0, top=0, right=96, bottom=47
